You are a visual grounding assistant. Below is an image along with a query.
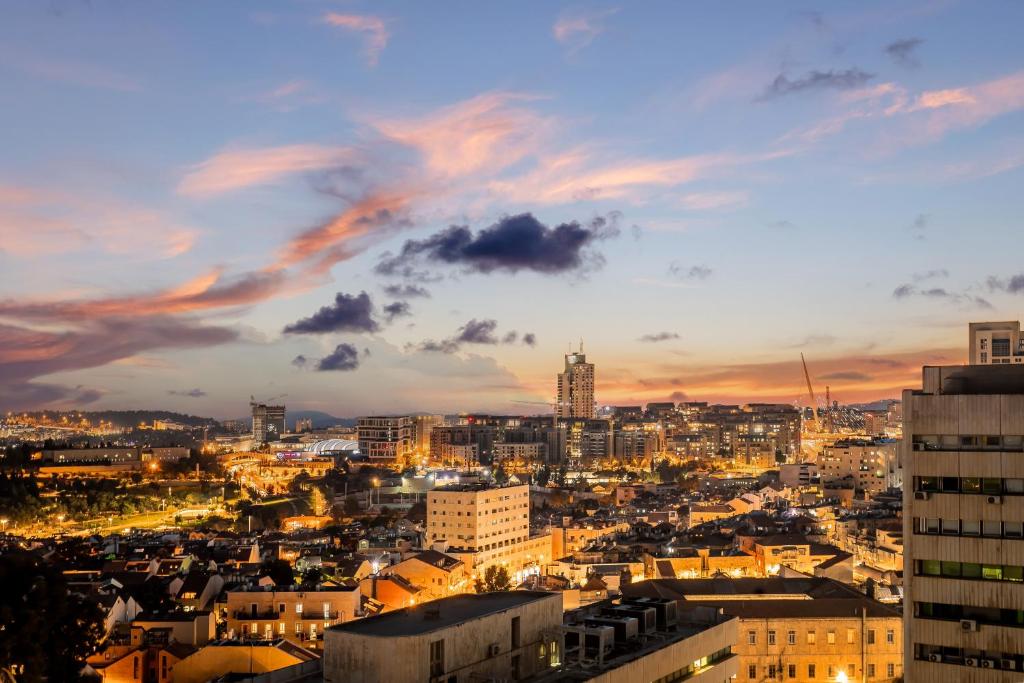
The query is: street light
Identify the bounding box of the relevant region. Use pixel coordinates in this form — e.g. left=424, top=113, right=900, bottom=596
left=835, top=671, right=849, bottom=683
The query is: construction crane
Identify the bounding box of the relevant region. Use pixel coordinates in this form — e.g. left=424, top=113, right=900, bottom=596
left=800, top=353, right=823, bottom=433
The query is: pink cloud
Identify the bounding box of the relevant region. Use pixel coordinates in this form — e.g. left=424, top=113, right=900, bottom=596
left=177, top=144, right=353, bottom=196
left=553, top=8, right=619, bottom=53
left=321, top=13, right=390, bottom=66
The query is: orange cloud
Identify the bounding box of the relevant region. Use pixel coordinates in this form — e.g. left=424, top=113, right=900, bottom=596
left=178, top=144, right=353, bottom=197
left=321, top=13, right=390, bottom=66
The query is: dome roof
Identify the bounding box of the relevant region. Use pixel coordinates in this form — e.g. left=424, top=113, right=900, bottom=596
left=305, top=439, right=359, bottom=454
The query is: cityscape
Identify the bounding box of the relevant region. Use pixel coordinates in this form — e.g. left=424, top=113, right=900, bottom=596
left=3, top=3, right=1024, bottom=683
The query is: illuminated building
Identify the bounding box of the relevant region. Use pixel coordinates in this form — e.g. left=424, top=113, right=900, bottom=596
left=818, top=438, right=901, bottom=497
left=556, top=343, right=595, bottom=419
left=251, top=401, right=286, bottom=443
left=357, top=415, right=413, bottom=463
left=903, top=362, right=1024, bottom=678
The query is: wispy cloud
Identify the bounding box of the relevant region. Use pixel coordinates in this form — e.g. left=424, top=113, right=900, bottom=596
left=5, top=50, right=142, bottom=92
left=178, top=144, right=353, bottom=197
left=759, top=68, right=874, bottom=100
left=638, top=332, right=680, bottom=343
left=321, top=13, right=390, bottom=66
left=552, top=7, right=619, bottom=53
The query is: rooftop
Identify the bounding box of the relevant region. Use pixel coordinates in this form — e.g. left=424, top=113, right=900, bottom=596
left=329, top=591, right=557, bottom=637
left=919, top=364, right=1024, bottom=395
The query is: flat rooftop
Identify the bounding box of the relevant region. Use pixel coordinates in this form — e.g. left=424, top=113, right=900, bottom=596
left=329, top=591, right=556, bottom=637
left=920, top=364, right=1024, bottom=395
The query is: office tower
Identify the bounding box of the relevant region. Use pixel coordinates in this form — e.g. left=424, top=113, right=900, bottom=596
left=903, top=362, right=1024, bottom=679
left=251, top=401, right=286, bottom=443
left=969, top=320, right=1024, bottom=365
left=356, top=416, right=413, bottom=463
left=556, top=343, right=595, bottom=419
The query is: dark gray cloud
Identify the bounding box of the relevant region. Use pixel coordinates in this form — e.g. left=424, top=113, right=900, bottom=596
left=668, top=262, right=712, bottom=280
left=886, top=38, right=924, bottom=67
left=283, top=291, right=379, bottom=335
left=639, top=332, right=680, bottom=343
left=382, top=283, right=431, bottom=299
left=456, top=319, right=500, bottom=345
left=759, top=68, right=873, bottom=100
left=168, top=388, right=206, bottom=398
left=291, top=355, right=308, bottom=368
left=668, top=390, right=688, bottom=402
left=383, top=301, right=412, bottom=322
left=375, top=212, right=620, bottom=278
left=317, top=343, right=360, bottom=371
left=415, top=319, right=535, bottom=354
left=987, top=275, right=1024, bottom=294
left=819, top=371, right=873, bottom=382
left=893, top=283, right=992, bottom=309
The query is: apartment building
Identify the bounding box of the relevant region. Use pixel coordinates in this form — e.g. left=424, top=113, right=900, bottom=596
left=818, top=438, right=900, bottom=497
left=357, top=415, right=413, bottom=463
left=225, top=583, right=361, bottom=649
left=626, top=577, right=903, bottom=683
left=425, top=483, right=551, bottom=578
left=903, top=362, right=1024, bottom=680
left=557, top=345, right=595, bottom=419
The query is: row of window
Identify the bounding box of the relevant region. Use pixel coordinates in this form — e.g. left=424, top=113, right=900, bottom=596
left=654, top=647, right=731, bottom=683
left=913, top=434, right=1024, bottom=451
left=916, top=559, right=1024, bottom=582
left=915, top=643, right=1022, bottom=671
left=914, top=517, right=1024, bottom=538
left=914, top=476, right=1024, bottom=495
left=747, top=627, right=895, bottom=646
left=746, top=663, right=896, bottom=679
left=915, top=602, right=1024, bottom=627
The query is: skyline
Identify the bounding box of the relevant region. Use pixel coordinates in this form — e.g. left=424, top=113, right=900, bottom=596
left=3, top=1, right=1024, bottom=417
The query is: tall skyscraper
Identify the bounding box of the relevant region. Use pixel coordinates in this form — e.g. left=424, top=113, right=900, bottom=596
left=969, top=320, right=1024, bottom=365
left=556, top=342, right=595, bottom=419
left=903, top=357, right=1024, bottom=678
left=251, top=400, right=286, bottom=443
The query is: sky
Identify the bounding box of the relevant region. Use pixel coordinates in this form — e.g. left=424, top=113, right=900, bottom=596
left=2, top=1, right=1024, bottom=418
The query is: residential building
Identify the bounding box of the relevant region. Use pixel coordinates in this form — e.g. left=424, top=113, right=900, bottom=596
left=380, top=549, right=470, bottom=602
left=779, top=462, right=818, bottom=488
left=323, top=592, right=564, bottom=682
left=625, top=577, right=903, bottom=683
left=425, top=483, right=551, bottom=580
left=225, top=583, right=361, bottom=649
left=557, top=344, right=595, bottom=419
left=357, top=415, right=413, bottom=463
left=818, top=438, right=900, bottom=496
left=413, top=414, right=444, bottom=455
left=903, top=362, right=1024, bottom=680
left=969, top=320, right=1024, bottom=365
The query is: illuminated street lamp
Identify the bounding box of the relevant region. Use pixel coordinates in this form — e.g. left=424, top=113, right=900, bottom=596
left=835, top=671, right=849, bottom=683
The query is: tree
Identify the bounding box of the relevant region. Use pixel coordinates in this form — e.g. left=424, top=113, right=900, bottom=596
left=492, top=464, right=509, bottom=485
left=0, top=552, right=103, bottom=682
left=475, top=565, right=512, bottom=593
left=310, top=486, right=328, bottom=516
left=535, top=466, right=551, bottom=487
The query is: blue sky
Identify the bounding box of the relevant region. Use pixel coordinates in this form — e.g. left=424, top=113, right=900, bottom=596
left=2, top=1, right=1024, bottom=417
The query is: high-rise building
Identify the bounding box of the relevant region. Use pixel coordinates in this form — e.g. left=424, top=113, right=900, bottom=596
left=903, top=362, right=1024, bottom=679
left=357, top=416, right=413, bottom=463
left=556, top=343, right=595, bottom=419
left=251, top=401, right=286, bottom=443
left=412, top=414, right=444, bottom=455
left=969, top=320, right=1024, bottom=365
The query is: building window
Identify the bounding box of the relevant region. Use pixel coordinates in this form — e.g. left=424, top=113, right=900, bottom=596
left=808, top=664, right=816, bottom=678
left=787, top=630, right=796, bottom=645
left=511, top=616, right=521, bottom=649
left=887, top=663, right=895, bottom=677
left=886, top=629, right=894, bottom=644
left=430, top=639, right=445, bottom=677
left=788, top=664, right=796, bottom=678
left=748, top=630, right=757, bottom=645
left=767, top=664, right=776, bottom=679
left=827, top=631, right=836, bottom=644
left=846, top=628, right=855, bottom=644
left=867, top=663, right=875, bottom=678
left=867, top=629, right=875, bottom=644
left=767, top=630, right=776, bottom=645
left=748, top=664, right=757, bottom=679
left=807, top=630, right=816, bottom=644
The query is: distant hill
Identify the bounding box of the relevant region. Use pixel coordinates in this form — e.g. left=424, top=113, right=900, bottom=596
left=288, top=410, right=355, bottom=429
left=20, top=410, right=217, bottom=429
left=849, top=399, right=900, bottom=412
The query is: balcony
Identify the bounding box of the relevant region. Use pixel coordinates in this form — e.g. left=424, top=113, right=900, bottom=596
left=233, top=610, right=340, bottom=621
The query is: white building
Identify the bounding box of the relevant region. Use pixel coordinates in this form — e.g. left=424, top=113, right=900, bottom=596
left=969, top=320, right=1024, bottom=365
